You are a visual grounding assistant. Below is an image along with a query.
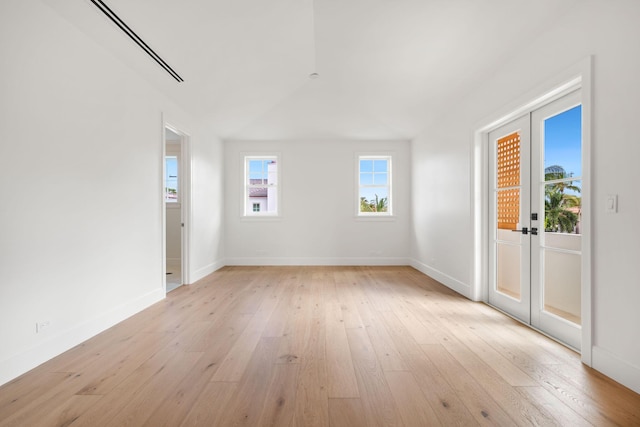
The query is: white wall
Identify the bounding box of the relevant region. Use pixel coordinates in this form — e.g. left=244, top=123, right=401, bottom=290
left=411, top=0, right=640, bottom=393
left=0, top=1, right=224, bottom=385
left=225, top=140, right=410, bottom=264
left=190, top=123, right=226, bottom=281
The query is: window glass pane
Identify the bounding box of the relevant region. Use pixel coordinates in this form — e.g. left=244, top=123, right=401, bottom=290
left=165, top=156, right=178, bottom=202
left=373, top=159, right=388, bottom=173
left=360, top=173, right=373, bottom=185
left=544, top=105, right=582, bottom=179
left=359, top=188, right=389, bottom=213
left=249, top=160, right=265, bottom=182
left=373, top=173, right=387, bottom=185
left=360, top=159, right=373, bottom=172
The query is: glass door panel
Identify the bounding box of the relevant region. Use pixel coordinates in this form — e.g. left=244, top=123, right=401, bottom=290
left=488, top=116, right=530, bottom=323
left=531, top=90, right=582, bottom=350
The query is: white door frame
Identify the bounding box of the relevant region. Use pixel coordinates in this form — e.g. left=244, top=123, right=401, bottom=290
left=471, top=57, right=592, bottom=365
left=161, top=115, right=192, bottom=292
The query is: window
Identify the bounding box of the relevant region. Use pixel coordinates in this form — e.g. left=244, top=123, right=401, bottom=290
left=358, top=155, right=391, bottom=215
left=165, top=155, right=179, bottom=203
left=245, top=156, right=278, bottom=216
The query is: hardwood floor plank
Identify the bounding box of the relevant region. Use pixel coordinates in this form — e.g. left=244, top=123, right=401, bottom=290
left=290, top=357, right=329, bottom=427
left=257, top=363, right=299, bottom=427
left=420, top=344, right=516, bottom=426
left=328, top=398, right=368, bottom=427
left=70, top=349, right=203, bottom=427
left=70, top=334, right=204, bottom=426
left=1, top=394, right=102, bottom=427
left=515, top=386, right=593, bottom=427
left=385, top=370, right=442, bottom=427
left=74, top=331, right=177, bottom=395
left=379, top=311, right=480, bottom=426
left=0, top=372, right=72, bottom=419
left=412, top=297, right=538, bottom=387
left=141, top=315, right=255, bottom=426
left=346, top=327, right=403, bottom=426
left=431, top=343, right=560, bottom=426
left=180, top=382, right=239, bottom=426
left=348, top=278, right=409, bottom=372
left=211, top=279, right=287, bottom=382
left=334, top=268, right=365, bottom=330
left=324, top=275, right=360, bottom=398
left=214, top=337, right=282, bottom=426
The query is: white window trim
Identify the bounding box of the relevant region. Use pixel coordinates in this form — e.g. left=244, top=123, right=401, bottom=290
left=242, top=153, right=281, bottom=218
left=355, top=153, right=394, bottom=218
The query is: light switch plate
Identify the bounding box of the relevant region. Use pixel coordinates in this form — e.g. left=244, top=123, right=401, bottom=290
left=605, top=194, right=618, bottom=213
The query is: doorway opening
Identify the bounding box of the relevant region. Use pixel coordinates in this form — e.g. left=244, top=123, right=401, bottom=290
left=163, top=123, right=190, bottom=293
left=488, top=90, right=583, bottom=350
left=473, top=60, right=592, bottom=363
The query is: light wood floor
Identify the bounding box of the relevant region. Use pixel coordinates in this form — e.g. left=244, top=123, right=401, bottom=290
left=1, top=266, right=639, bottom=426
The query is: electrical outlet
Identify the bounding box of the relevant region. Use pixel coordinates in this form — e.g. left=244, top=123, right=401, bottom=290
left=36, top=321, right=50, bottom=333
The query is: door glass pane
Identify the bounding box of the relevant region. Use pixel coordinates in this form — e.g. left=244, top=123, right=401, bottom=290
left=494, top=130, right=522, bottom=301
left=497, top=242, right=521, bottom=300
left=543, top=249, right=581, bottom=324
left=543, top=104, right=582, bottom=234
left=497, top=189, right=519, bottom=231
left=541, top=103, right=582, bottom=326
left=544, top=105, right=582, bottom=179
left=544, top=181, right=581, bottom=235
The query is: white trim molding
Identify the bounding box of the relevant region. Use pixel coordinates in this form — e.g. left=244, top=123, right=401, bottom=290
left=592, top=346, right=640, bottom=395
left=409, top=258, right=471, bottom=298
left=225, top=257, right=410, bottom=266
left=192, top=259, right=226, bottom=283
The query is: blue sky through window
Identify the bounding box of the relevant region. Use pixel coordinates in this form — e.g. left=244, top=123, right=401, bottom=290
left=544, top=105, right=582, bottom=178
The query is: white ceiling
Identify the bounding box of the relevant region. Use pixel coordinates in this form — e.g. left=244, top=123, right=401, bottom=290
left=45, top=0, right=579, bottom=140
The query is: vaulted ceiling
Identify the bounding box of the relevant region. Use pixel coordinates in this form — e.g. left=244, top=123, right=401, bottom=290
left=44, top=0, right=579, bottom=140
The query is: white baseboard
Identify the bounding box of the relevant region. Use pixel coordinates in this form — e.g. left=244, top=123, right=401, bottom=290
left=409, top=258, right=471, bottom=298
left=592, top=345, right=640, bottom=394
left=0, top=288, right=164, bottom=387
left=191, top=259, right=226, bottom=283
left=224, top=257, right=410, bottom=266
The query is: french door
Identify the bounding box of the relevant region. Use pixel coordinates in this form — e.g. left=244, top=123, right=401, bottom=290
left=489, top=90, right=583, bottom=350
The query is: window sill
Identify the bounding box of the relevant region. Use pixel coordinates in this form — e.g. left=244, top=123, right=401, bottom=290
left=354, top=215, right=396, bottom=222
left=241, top=215, right=282, bottom=222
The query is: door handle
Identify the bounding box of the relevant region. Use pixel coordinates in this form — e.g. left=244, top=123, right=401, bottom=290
left=511, top=227, right=528, bottom=235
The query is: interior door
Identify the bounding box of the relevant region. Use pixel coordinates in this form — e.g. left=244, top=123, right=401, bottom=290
left=488, top=90, right=583, bottom=351
left=488, top=115, right=531, bottom=323
left=531, top=90, right=582, bottom=350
